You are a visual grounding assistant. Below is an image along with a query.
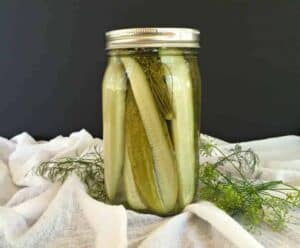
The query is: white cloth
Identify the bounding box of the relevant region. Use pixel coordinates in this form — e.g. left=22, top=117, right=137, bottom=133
left=0, top=130, right=300, bottom=248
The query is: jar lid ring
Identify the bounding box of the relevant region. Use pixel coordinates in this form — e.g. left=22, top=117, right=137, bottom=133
left=105, top=27, right=200, bottom=50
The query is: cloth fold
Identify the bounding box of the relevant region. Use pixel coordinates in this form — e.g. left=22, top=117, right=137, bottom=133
left=0, top=130, right=300, bottom=248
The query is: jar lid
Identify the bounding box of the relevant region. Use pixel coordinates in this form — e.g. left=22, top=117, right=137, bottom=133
left=105, top=27, right=200, bottom=50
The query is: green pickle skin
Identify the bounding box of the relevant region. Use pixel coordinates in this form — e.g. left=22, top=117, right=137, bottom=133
left=103, top=48, right=201, bottom=215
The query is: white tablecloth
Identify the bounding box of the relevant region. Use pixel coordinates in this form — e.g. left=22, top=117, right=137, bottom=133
left=1, top=130, right=300, bottom=248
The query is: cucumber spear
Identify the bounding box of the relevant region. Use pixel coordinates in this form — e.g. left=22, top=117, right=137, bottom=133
left=121, top=57, right=178, bottom=214
left=160, top=49, right=197, bottom=207
left=124, top=149, right=147, bottom=210
left=102, top=57, right=127, bottom=201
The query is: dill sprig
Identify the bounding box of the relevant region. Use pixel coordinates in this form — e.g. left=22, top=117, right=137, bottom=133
left=198, top=138, right=300, bottom=231
left=35, top=137, right=300, bottom=231
left=35, top=147, right=108, bottom=202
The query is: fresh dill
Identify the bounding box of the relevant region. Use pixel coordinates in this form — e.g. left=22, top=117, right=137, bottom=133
left=198, top=137, right=300, bottom=231
left=35, top=137, right=300, bottom=231
left=36, top=147, right=107, bottom=202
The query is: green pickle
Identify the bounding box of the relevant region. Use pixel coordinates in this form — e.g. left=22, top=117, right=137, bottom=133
left=125, top=87, right=164, bottom=213
left=122, top=56, right=178, bottom=214
left=102, top=57, right=127, bottom=201
left=160, top=49, right=198, bottom=208
left=103, top=47, right=201, bottom=215
left=124, top=148, right=147, bottom=210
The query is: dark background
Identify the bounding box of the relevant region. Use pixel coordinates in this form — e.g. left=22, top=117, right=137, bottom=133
left=0, top=1, right=299, bottom=142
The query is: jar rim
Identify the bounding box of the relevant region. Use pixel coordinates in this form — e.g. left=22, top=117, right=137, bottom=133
left=105, top=27, right=200, bottom=50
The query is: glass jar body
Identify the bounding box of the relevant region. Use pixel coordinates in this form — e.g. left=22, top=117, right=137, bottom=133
left=102, top=48, right=201, bottom=215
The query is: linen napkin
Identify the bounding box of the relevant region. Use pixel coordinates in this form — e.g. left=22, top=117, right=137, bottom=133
left=0, top=130, right=300, bottom=248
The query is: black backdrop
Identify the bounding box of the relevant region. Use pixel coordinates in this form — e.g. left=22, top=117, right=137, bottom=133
left=0, top=1, right=299, bottom=142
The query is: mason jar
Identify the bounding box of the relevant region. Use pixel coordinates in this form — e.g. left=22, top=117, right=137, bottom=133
left=102, top=28, right=201, bottom=215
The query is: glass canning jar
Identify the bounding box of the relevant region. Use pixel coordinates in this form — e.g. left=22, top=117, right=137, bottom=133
left=102, top=28, right=201, bottom=215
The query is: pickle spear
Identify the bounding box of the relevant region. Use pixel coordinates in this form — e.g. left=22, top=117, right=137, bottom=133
left=121, top=57, right=178, bottom=214
left=102, top=57, right=127, bottom=201
left=125, top=88, right=164, bottom=213
left=160, top=49, right=197, bottom=207
left=124, top=149, right=147, bottom=210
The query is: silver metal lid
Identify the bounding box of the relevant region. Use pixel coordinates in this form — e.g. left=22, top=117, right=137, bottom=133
left=105, top=27, right=200, bottom=50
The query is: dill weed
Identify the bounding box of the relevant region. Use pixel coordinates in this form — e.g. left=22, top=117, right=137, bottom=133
left=36, top=147, right=108, bottom=202
left=35, top=137, right=300, bottom=231
left=133, top=52, right=174, bottom=120
left=198, top=139, right=300, bottom=231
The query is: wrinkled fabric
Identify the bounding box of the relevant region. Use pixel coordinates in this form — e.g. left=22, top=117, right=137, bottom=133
left=0, top=130, right=300, bottom=248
